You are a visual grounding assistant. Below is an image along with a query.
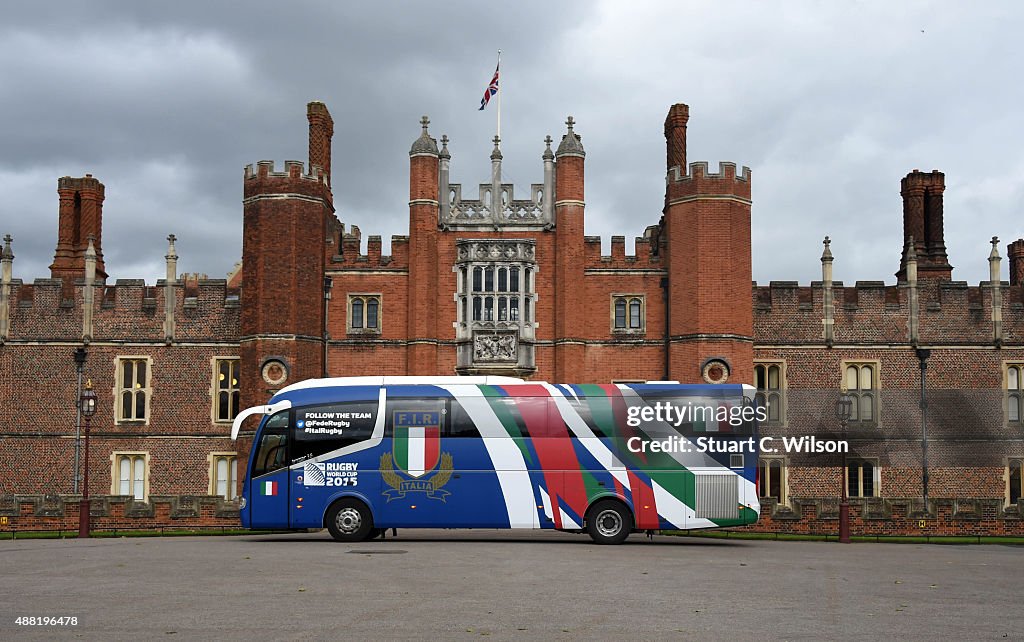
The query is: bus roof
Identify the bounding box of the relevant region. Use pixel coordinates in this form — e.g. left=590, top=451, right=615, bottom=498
left=275, top=376, right=526, bottom=395
left=232, top=378, right=756, bottom=439
left=276, top=376, right=754, bottom=396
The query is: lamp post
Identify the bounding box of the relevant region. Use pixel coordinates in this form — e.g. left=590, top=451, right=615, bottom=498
left=72, top=347, right=87, bottom=493
left=835, top=393, right=854, bottom=543
left=916, top=348, right=931, bottom=510
left=78, top=379, right=97, bottom=538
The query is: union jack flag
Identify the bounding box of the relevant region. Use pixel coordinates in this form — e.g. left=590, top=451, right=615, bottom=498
left=479, top=63, right=499, bottom=111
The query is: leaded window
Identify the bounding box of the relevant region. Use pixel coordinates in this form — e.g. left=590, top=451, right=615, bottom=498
left=348, top=294, right=381, bottom=333
left=1009, top=459, right=1023, bottom=506
left=759, top=458, right=786, bottom=504
left=847, top=459, right=878, bottom=498
left=117, top=357, right=150, bottom=422
left=611, top=295, right=644, bottom=333
left=113, top=453, right=148, bottom=500
left=844, top=363, right=878, bottom=426
left=1007, top=364, right=1023, bottom=424
left=214, top=358, right=240, bottom=422
left=755, top=362, right=785, bottom=425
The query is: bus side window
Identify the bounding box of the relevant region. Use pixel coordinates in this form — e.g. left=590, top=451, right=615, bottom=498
left=293, top=401, right=378, bottom=461
left=566, top=396, right=599, bottom=433
left=542, top=397, right=572, bottom=437
left=448, top=400, right=481, bottom=438
left=488, top=397, right=534, bottom=439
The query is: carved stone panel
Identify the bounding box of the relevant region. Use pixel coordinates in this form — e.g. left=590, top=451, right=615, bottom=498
left=473, top=332, right=518, bottom=362
left=455, top=240, right=536, bottom=263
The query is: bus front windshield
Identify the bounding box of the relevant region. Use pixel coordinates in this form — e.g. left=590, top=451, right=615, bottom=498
left=251, top=411, right=290, bottom=478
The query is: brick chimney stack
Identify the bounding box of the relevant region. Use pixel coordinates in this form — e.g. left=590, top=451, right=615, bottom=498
left=898, top=169, right=952, bottom=281
left=307, top=101, right=334, bottom=189
left=50, top=174, right=107, bottom=284
left=664, top=104, right=689, bottom=173
left=1009, top=239, right=1024, bottom=286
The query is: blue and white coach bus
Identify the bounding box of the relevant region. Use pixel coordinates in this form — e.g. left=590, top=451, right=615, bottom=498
left=231, top=377, right=761, bottom=544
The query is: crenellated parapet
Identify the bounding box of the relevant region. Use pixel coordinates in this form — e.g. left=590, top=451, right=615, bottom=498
left=328, top=223, right=410, bottom=269
left=666, top=161, right=752, bottom=204
left=242, top=160, right=332, bottom=204
left=753, top=278, right=1024, bottom=345
left=5, top=276, right=240, bottom=343
left=583, top=235, right=663, bottom=269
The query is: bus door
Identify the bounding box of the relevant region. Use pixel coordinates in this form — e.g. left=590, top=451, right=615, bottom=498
left=248, top=411, right=291, bottom=529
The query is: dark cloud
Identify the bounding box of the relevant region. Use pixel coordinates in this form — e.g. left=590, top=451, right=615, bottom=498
left=2, top=1, right=1021, bottom=287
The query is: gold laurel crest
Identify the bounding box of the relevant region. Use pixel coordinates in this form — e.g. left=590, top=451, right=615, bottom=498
left=381, top=453, right=403, bottom=491
left=432, top=453, right=454, bottom=489
left=380, top=452, right=454, bottom=497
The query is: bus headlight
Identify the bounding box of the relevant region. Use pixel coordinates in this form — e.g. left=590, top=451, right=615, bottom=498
left=239, top=496, right=247, bottom=509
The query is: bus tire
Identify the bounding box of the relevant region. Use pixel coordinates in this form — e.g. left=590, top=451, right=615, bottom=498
left=325, top=498, right=374, bottom=542
left=586, top=499, right=633, bottom=545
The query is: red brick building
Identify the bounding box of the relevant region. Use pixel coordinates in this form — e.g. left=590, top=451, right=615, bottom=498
left=1, top=101, right=1022, bottom=535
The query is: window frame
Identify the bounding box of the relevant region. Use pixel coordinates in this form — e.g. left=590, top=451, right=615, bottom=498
left=846, top=458, right=880, bottom=498
left=754, top=360, right=787, bottom=426
left=114, top=356, right=153, bottom=425
left=841, top=360, right=880, bottom=428
left=211, top=356, right=241, bottom=424
left=110, top=451, right=150, bottom=501
left=1007, top=458, right=1024, bottom=507
left=208, top=452, right=239, bottom=500
left=461, top=262, right=535, bottom=329
left=758, top=457, right=788, bottom=506
left=347, top=293, right=383, bottom=335
left=1004, top=363, right=1023, bottom=426
left=610, top=294, right=646, bottom=335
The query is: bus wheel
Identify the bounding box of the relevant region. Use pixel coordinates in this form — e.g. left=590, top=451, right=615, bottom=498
left=586, top=500, right=633, bottom=545
left=325, top=499, right=374, bottom=542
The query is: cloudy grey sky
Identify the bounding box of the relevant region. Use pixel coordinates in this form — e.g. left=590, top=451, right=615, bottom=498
left=2, top=1, right=1021, bottom=286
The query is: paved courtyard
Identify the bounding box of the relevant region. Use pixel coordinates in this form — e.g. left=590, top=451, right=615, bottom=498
left=1, top=530, right=1020, bottom=640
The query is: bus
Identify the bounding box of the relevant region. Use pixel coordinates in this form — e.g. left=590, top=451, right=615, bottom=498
left=231, top=376, right=761, bottom=544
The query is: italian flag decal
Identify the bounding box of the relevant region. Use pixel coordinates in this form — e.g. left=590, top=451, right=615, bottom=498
left=393, top=423, right=440, bottom=479
left=259, top=480, right=278, bottom=496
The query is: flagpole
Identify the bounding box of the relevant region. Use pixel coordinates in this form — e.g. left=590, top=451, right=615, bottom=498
left=496, top=49, right=501, bottom=141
